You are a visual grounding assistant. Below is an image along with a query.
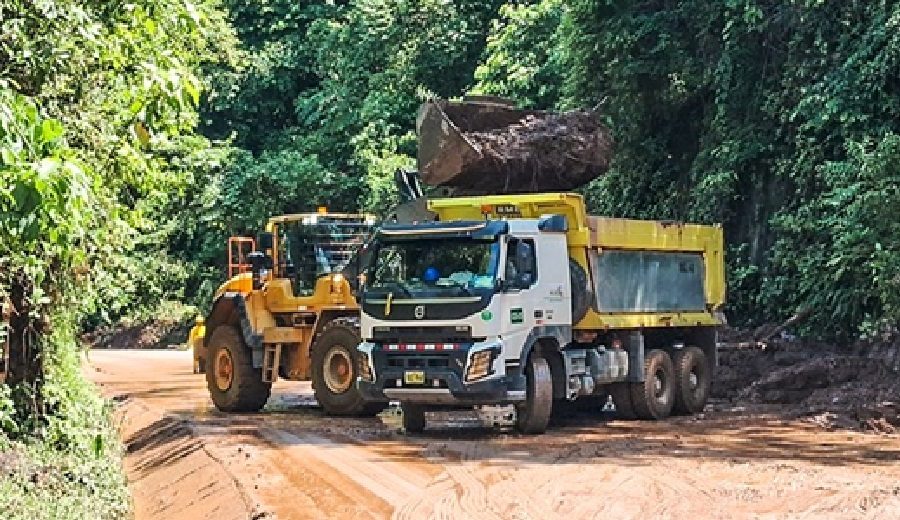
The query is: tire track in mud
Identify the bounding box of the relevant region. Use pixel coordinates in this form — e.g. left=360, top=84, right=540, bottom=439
left=88, top=350, right=900, bottom=520
left=257, top=428, right=433, bottom=511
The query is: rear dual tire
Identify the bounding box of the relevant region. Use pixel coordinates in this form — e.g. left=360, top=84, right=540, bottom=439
left=672, top=346, right=711, bottom=415
left=611, top=349, right=675, bottom=420
left=611, top=347, right=710, bottom=420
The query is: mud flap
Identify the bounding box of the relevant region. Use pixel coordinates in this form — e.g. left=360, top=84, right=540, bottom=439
left=626, top=331, right=646, bottom=383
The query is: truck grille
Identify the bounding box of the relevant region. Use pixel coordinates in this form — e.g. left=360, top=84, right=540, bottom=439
left=387, top=355, right=451, bottom=369
left=372, top=326, right=475, bottom=343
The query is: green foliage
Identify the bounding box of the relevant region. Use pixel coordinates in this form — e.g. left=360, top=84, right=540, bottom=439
left=0, top=384, right=17, bottom=438
left=0, top=1, right=234, bottom=515
left=554, top=1, right=900, bottom=336
left=768, top=135, right=900, bottom=336
left=472, top=0, right=565, bottom=109
left=0, top=89, right=98, bottom=283
left=201, top=0, right=501, bottom=220
left=1, top=0, right=237, bottom=328
left=0, top=347, right=130, bottom=519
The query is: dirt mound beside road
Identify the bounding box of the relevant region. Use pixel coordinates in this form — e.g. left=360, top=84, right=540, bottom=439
left=84, top=318, right=191, bottom=350
left=716, top=336, right=900, bottom=433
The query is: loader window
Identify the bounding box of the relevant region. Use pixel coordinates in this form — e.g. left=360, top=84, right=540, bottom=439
left=368, top=239, right=500, bottom=298
left=276, top=216, right=375, bottom=296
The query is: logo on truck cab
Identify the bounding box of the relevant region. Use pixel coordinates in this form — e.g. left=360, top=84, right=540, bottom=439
left=414, top=305, right=425, bottom=319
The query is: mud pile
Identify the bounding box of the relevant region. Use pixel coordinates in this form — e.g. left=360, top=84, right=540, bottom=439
left=417, top=98, right=613, bottom=193
left=715, top=336, right=900, bottom=433
left=83, top=318, right=191, bottom=350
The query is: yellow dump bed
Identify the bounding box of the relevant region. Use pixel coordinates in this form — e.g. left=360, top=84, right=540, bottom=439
left=429, top=192, right=725, bottom=330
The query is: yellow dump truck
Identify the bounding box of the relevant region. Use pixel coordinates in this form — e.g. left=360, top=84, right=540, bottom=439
left=192, top=211, right=386, bottom=416
left=357, top=192, right=725, bottom=433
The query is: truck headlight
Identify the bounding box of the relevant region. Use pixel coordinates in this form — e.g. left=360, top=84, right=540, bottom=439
left=465, top=348, right=498, bottom=382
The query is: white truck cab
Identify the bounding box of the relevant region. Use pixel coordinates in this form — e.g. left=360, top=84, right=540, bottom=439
left=357, top=193, right=725, bottom=434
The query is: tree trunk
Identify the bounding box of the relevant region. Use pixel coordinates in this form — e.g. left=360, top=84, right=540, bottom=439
left=3, top=271, right=45, bottom=417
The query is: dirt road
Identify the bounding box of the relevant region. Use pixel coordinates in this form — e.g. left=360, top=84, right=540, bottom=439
left=86, top=349, right=900, bottom=520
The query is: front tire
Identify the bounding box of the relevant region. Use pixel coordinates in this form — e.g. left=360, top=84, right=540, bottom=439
left=205, top=325, right=271, bottom=412
left=311, top=321, right=386, bottom=416
left=515, top=356, right=553, bottom=434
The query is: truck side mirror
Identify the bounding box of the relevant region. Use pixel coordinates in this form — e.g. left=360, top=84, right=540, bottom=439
left=257, top=231, right=274, bottom=251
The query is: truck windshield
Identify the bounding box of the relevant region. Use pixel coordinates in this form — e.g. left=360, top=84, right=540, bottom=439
left=368, top=239, right=499, bottom=298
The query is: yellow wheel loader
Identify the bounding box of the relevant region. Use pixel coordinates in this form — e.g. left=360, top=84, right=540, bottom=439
left=191, top=210, right=387, bottom=415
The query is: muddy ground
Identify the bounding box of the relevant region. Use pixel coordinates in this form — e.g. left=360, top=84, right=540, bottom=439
left=85, top=338, right=900, bottom=520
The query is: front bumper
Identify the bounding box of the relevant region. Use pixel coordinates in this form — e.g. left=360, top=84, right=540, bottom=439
left=357, top=341, right=526, bottom=405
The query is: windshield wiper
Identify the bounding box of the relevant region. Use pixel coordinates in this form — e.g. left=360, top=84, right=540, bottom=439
left=381, top=281, right=412, bottom=297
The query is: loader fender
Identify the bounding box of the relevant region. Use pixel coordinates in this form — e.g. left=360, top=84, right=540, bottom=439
left=204, top=292, right=265, bottom=367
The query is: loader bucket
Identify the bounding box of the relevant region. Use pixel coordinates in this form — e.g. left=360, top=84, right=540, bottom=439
left=416, top=97, right=613, bottom=194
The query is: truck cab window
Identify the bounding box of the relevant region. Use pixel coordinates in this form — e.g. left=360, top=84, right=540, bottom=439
left=505, top=238, right=536, bottom=290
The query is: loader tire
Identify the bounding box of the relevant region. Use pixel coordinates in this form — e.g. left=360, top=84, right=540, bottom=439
left=630, top=349, right=675, bottom=420
left=672, top=346, right=711, bottom=415
left=610, top=383, right=637, bottom=419
left=311, top=320, right=386, bottom=416
left=401, top=403, right=426, bottom=434
left=206, top=325, right=271, bottom=412
left=515, top=356, right=553, bottom=434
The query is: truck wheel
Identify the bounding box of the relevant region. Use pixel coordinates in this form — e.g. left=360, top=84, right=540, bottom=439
left=630, top=349, right=675, bottom=420
left=610, top=383, right=637, bottom=419
left=311, top=321, right=386, bottom=416
left=515, top=356, right=553, bottom=434
left=402, top=403, right=426, bottom=433
left=205, top=325, right=271, bottom=412
left=672, top=346, right=710, bottom=415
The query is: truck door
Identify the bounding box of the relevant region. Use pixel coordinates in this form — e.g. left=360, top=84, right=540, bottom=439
left=499, top=233, right=571, bottom=363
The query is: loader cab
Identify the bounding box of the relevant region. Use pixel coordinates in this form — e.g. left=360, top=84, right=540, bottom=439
left=267, top=211, right=377, bottom=296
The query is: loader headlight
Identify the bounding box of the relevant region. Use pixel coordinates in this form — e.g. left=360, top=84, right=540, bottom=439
left=465, top=348, right=498, bottom=382
left=330, top=273, right=345, bottom=293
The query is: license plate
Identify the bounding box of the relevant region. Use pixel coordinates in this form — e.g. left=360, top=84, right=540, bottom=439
left=404, top=370, right=425, bottom=385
